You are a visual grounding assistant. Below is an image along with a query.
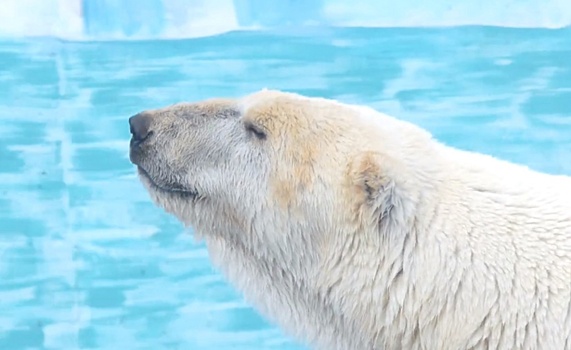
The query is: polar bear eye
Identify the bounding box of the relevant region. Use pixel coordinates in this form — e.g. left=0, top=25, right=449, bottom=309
left=244, top=122, right=267, bottom=140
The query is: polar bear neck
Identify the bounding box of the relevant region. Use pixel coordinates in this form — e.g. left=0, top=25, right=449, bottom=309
left=204, top=228, right=374, bottom=350
left=201, top=145, right=571, bottom=350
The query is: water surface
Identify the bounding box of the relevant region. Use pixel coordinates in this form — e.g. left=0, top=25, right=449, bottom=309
left=1, top=26, right=570, bottom=349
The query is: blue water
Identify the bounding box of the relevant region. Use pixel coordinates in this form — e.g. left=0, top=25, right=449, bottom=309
left=1, top=27, right=570, bottom=349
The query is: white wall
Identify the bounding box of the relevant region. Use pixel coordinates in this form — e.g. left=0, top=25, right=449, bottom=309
left=0, top=0, right=570, bottom=40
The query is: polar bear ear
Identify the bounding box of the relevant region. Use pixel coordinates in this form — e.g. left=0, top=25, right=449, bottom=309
left=349, top=151, right=412, bottom=236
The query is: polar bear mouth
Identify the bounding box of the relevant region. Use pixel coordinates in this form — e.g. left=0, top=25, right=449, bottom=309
left=137, top=166, right=199, bottom=198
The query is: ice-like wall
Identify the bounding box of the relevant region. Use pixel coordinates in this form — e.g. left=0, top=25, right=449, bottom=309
left=0, top=0, right=570, bottom=40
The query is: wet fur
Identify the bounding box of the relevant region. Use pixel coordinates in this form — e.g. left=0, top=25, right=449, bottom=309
left=130, top=89, right=571, bottom=350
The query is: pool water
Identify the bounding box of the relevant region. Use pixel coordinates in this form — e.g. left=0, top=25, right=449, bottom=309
left=1, top=26, right=570, bottom=349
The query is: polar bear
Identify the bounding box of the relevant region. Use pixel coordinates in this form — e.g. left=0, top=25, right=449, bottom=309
left=128, top=89, right=571, bottom=350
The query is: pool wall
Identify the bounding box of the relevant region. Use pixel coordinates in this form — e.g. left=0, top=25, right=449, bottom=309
left=1, top=0, right=570, bottom=40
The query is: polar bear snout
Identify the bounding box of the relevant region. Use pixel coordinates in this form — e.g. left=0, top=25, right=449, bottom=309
left=129, top=112, right=153, bottom=147
left=128, top=111, right=159, bottom=167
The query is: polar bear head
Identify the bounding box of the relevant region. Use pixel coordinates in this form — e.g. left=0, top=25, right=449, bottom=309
left=129, top=90, right=432, bottom=257
left=128, top=89, right=438, bottom=347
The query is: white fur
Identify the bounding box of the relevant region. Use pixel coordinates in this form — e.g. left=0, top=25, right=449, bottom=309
left=133, top=90, right=571, bottom=350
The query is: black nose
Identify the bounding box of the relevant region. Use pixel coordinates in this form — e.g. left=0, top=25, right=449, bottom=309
left=129, top=113, right=153, bottom=144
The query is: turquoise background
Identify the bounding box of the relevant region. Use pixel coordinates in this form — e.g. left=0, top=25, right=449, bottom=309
left=0, top=5, right=570, bottom=350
